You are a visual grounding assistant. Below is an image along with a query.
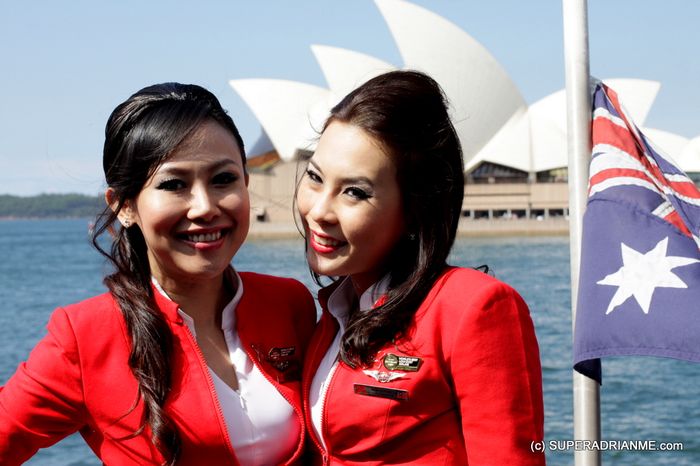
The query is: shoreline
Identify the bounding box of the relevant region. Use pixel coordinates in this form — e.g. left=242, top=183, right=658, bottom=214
left=0, top=216, right=570, bottom=239
left=246, top=217, right=570, bottom=239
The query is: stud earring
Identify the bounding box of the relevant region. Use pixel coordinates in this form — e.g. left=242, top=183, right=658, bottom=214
left=122, top=218, right=131, bottom=228
left=408, top=233, right=417, bottom=241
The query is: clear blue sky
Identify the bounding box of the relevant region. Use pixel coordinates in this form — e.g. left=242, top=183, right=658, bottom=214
left=1, top=0, right=698, bottom=195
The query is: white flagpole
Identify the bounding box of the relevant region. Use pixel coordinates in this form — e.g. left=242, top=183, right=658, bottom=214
left=562, top=0, right=601, bottom=465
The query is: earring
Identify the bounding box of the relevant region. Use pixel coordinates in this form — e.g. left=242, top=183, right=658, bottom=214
left=408, top=233, right=417, bottom=241
left=121, top=218, right=131, bottom=228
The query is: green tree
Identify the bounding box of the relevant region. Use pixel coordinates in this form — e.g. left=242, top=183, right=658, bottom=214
left=0, top=194, right=105, bottom=218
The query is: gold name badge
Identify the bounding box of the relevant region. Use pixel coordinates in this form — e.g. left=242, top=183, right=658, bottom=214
left=354, top=383, right=409, bottom=401
left=383, top=353, right=423, bottom=372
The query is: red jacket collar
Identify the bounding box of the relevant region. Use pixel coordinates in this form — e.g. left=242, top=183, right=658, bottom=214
left=150, top=283, right=184, bottom=323
left=149, top=268, right=239, bottom=324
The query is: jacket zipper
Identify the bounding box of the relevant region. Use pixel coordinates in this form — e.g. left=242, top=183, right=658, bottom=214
left=318, top=359, right=340, bottom=465
left=179, top=323, right=240, bottom=464
left=304, top=310, right=343, bottom=465
left=247, top=343, right=305, bottom=466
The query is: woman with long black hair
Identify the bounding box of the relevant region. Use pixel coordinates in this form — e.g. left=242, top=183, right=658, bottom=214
left=297, top=70, right=545, bottom=465
left=0, top=83, right=316, bottom=465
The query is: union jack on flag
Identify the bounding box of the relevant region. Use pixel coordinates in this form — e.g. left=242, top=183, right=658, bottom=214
left=573, top=81, right=700, bottom=383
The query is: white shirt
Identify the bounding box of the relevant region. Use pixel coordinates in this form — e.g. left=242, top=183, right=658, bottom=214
left=153, top=273, right=299, bottom=466
left=309, top=276, right=390, bottom=447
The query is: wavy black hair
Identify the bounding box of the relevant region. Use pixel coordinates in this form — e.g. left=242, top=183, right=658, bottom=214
left=91, top=83, right=245, bottom=464
left=313, top=70, right=464, bottom=367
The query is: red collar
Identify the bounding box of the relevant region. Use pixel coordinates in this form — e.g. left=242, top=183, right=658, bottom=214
left=150, top=283, right=184, bottom=323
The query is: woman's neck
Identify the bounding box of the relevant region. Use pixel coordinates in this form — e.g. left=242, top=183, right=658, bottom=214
left=157, top=273, right=234, bottom=329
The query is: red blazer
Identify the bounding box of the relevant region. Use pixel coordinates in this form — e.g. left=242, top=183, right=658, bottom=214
left=302, top=267, right=545, bottom=465
left=0, top=272, right=317, bottom=466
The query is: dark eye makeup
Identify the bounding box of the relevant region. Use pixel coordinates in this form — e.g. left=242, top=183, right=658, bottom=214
left=345, top=187, right=372, bottom=200
left=155, top=178, right=185, bottom=191
left=212, top=172, right=238, bottom=185
left=305, top=168, right=322, bottom=183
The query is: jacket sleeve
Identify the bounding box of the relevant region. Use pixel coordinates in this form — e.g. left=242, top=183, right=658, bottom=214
left=0, top=307, right=87, bottom=464
left=450, top=281, right=546, bottom=465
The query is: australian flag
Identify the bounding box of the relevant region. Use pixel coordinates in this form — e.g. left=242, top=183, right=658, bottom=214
left=573, top=81, right=700, bottom=383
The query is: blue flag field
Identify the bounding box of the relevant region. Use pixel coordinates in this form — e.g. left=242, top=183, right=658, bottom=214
left=573, top=82, right=700, bottom=382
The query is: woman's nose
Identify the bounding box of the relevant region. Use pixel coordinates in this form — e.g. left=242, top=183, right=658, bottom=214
left=307, top=190, right=337, bottom=225
left=188, top=185, right=220, bottom=221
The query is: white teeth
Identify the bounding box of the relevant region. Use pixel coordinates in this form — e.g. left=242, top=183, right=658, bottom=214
left=314, top=233, right=341, bottom=247
left=188, top=231, right=222, bottom=243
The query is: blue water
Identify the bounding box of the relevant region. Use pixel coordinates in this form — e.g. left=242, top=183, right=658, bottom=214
left=1, top=219, right=697, bottom=465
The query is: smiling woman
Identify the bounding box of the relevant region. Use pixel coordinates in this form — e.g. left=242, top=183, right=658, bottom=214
left=0, top=83, right=317, bottom=466
left=297, top=70, right=546, bottom=465
left=117, top=120, right=251, bottom=288
left=297, top=121, right=405, bottom=294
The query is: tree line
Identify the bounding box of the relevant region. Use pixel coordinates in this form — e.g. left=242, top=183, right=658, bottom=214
left=0, top=194, right=106, bottom=218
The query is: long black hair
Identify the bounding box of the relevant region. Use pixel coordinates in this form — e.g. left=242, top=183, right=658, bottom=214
left=91, top=83, right=245, bottom=464
left=319, top=70, right=464, bottom=367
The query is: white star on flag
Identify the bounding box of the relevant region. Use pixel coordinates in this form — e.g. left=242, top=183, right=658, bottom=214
left=597, top=237, right=700, bottom=315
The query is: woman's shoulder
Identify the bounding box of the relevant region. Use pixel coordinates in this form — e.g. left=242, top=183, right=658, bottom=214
left=436, top=266, right=516, bottom=291
left=427, top=266, right=525, bottom=309
left=239, top=271, right=311, bottom=296
left=52, top=292, right=124, bottom=333
left=238, top=272, right=316, bottom=316
left=59, top=291, right=119, bottom=316
left=416, top=267, right=532, bottom=342
left=237, top=272, right=317, bottom=331
left=36, top=292, right=127, bottom=354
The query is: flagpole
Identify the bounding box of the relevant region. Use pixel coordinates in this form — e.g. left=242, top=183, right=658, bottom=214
left=562, top=0, right=601, bottom=465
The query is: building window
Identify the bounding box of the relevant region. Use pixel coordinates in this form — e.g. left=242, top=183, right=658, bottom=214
left=536, top=167, right=568, bottom=183
left=466, top=162, right=528, bottom=184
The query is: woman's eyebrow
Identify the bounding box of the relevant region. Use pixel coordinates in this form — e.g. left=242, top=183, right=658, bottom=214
left=309, top=160, right=374, bottom=186
left=156, top=158, right=239, bottom=176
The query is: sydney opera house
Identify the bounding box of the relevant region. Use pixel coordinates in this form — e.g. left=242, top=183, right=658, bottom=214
left=230, top=0, right=700, bottom=232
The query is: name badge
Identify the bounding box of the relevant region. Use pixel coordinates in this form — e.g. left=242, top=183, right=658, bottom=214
left=268, top=346, right=295, bottom=360
left=354, top=383, right=409, bottom=401
left=383, top=353, right=422, bottom=372
left=252, top=344, right=300, bottom=383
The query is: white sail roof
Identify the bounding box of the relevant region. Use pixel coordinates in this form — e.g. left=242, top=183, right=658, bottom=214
left=311, top=44, right=396, bottom=98
left=678, top=137, right=700, bottom=173
left=230, top=1, right=696, bottom=177
left=375, top=0, right=527, bottom=161
left=469, top=78, right=666, bottom=174
left=229, top=79, right=330, bottom=160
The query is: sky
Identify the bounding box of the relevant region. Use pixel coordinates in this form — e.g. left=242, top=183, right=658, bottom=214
left=1, top=0, right=699, bottom=196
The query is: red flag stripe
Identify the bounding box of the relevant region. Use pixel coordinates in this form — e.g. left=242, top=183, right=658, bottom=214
left=663, top=210, right=693, bottom=236
left=590, top=168, right=657, bottom=192
left=592, top=120, right=700, bottom=200
left=667, top=181, right=700, bottom=199
left=592, top=118, right=666, bottom=182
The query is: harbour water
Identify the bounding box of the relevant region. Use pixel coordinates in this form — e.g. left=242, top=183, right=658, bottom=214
left=1, top=218, right=698, bottom=465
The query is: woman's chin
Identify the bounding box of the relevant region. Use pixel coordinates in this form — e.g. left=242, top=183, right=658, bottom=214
left=307, top=257, right=341, bottom=278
